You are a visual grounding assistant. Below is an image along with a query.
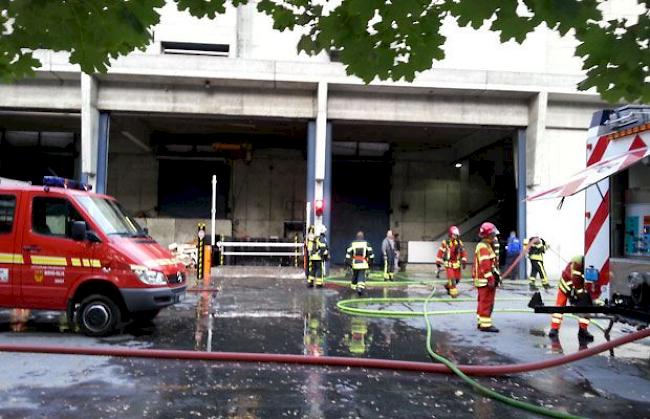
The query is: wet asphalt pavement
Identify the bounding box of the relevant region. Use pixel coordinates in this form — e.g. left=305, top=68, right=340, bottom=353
left=0, top=271, right=649, bottom=418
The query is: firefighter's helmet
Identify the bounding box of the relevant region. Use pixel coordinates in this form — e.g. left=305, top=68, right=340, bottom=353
left=478, top=222, right=500, bottom=238
left=448, top=225, right=460, bottom=238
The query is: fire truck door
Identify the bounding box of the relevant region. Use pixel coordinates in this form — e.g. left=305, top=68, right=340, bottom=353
left=0, top=193, right=20, bottom=307
left=20, top=195, right=97, bottom=310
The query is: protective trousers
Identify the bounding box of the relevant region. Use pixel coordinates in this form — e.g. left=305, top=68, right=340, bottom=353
left=350, top=269, right=367, bottom=293
left=529, top=259, right=549, bottom=286
left=445, top=268, right=461, bottom=298
left=307, top=261, right=325, bottom=287
left=550, top=289, right=589, bottom=331
left=476, top=286, right=496, bottom=329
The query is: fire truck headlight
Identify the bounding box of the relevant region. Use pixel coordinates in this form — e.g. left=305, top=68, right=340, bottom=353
left=132, top=267, right=167, bottom=285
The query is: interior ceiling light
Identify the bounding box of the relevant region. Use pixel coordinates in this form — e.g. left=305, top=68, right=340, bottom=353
left=455, top=163, right=463, bottom=168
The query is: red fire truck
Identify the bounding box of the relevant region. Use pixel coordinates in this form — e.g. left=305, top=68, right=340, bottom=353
left=0, top=177, right=187, bottom=336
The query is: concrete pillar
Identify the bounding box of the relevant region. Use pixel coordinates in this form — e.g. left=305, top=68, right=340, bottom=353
left=516, top=129, right=527, bottom=279
left=81, top=74, right=99, bottom=189
left=526, top=91, right=547, bottom=187
left=235, top=2, right=255, bottom=58
left=81, top=74, right=110, bottom=193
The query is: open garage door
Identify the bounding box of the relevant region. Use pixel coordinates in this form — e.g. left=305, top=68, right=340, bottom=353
left=330, top=158, right=391, bottom=266
left=108, top=113, right=308, bottom=246
left=329, top=121, right=519, bottom=266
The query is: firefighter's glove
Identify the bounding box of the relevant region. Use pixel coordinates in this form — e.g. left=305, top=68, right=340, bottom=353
left=493, top=270, right=502, bottom=287
left=594, top=298, right=605, bottom=307
left=568, top=288, right=579, bottom=304
left=461, top=261, right=467, bottom=270
left=436, top=263, right=442, bottom=269
left=574, top=290, right=593, bottom=307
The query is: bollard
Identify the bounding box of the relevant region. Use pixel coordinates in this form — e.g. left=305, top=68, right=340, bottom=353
left=197, top=223, right=206, bottom=283
left=203, top=245, right=212, bottom=287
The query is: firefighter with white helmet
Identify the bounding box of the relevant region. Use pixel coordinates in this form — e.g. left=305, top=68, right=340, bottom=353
left=436, top=225, right=468, bottom=298
left=306, top=224, right=329, bottom=288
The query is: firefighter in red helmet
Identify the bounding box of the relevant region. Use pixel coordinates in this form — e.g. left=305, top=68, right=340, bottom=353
left=436, top=225, right=468, bottom=298
left=474, top=222, right=501, bottom=332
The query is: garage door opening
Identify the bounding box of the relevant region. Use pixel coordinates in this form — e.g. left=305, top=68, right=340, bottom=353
left=329, top=121, right=520, bottom=267
left=109, top=113, right=308, bottom=247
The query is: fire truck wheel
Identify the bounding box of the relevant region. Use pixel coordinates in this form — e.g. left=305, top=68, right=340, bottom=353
left=77, top=294, right=121, bottom=337
left=131, top=309, right=161, bottom=324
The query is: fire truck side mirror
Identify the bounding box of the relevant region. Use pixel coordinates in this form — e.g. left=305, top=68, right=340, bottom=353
left=71, top=221, right=87, bottom=242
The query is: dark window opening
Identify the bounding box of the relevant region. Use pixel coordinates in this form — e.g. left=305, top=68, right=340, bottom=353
left=32, top=197, right=85, bottom=238
left=0, top=195, right=16, bottom=234
left=161, top=41, right=230, bottom=57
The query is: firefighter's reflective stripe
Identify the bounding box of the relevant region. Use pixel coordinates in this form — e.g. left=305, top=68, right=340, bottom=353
left=578, top=318, right=590, bottom=327
left=0, top=253, right=24, bottom=264
left=559, top=278, right=573, bottom=294
left=346, top=241, right=373, bottom=270
left=478, top=316, right=492, bottom=327
left=30, top=256, right=68, bottom=266
left=473, top=242, right=497, bottom=288
left=551, top=313, right=563, bottom=324
left=27, top=256, right=102, bottom=267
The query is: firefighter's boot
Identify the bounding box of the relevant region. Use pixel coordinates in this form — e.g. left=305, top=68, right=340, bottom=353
left=578, top=328, right=594, bottom=342
left=449, top=287, right=458, bottom=299
left=315, top=277, right=324, bottom=288
left=542, top=282, right=551, bottom=291
left=548, top=328, right=559, bottom=339
left=356, top=283, right=366, bottom=296
left=479, top=326, right=500, bottom=333
left=529, top=282, right=538, bottom=291
left=307, top=278, right=314, bottom=288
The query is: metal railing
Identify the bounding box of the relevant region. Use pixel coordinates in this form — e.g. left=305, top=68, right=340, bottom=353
left=216, top=239, right=304, bottom=267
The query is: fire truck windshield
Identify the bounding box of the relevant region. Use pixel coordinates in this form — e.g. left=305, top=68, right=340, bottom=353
left=76, top=196, right=146, bottom=237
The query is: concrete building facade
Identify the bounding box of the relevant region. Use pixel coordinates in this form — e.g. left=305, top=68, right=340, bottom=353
left=1, top=0, right=641, bottom=277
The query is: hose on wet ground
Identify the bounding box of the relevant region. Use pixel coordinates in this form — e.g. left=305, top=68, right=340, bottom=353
left=336, top=293, right=612, bottom=418
left=0, top=327, right=647, bottom=373
left=421, top=288, right=581, bottom=419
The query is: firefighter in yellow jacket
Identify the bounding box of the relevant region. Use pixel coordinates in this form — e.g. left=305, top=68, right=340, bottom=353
left=525, top=236, right=550, bottom=290
left=307, top=225, right=329, bottom=288
left=345, top=231, right=374, bottom=296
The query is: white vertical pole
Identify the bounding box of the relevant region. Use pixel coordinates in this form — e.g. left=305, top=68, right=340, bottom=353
left=306, top=201, right=312, bottom=231
left=211, top=175, right=217, bottom=246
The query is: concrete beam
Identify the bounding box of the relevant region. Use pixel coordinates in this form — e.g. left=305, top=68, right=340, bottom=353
left=0, top=78, right=81, bottom=111
left=526, top=91, right=547, bottom=187
left=97, top=81, right=317, bottom=119
left=328, top=91, right=529, bottom=126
